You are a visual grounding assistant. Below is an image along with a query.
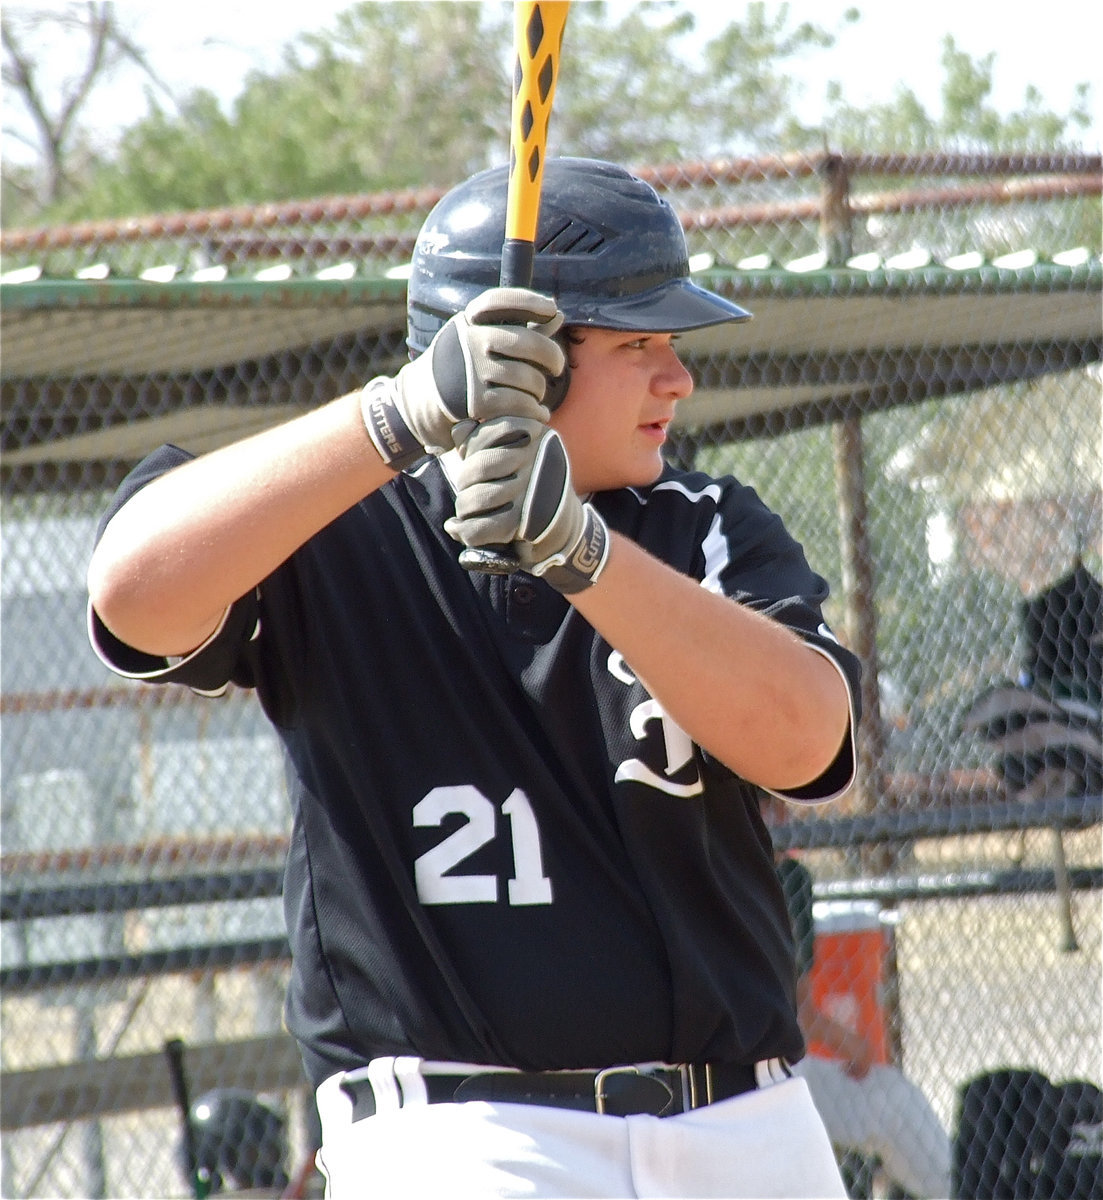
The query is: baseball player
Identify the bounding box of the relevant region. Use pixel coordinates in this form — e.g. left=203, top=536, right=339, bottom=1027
left=88, top=158, right=862, bottom=1199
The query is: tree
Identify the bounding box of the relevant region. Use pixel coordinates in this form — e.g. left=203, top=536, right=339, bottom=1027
left=1, top=1, right=172, bottom=220
left=52, top=2, right=509, bottom=218
left=3, top=1, right=854, bottom=223
left=552, top=1, right=853, bottom=160
left=2, top=3, right=1096, bottom=226
left=696, top=1, right=859, bottom=152
left=820, top=35, right=1094, bottom=151
left=550, top=1, right=703, bottom=163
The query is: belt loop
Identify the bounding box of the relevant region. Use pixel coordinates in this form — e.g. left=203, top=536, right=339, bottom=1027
left=754, top=1057, right=790, bottom=1088
left=681, top=1064, right=693, bottom=1111
left=319, top=1072, right=356, bottom=1131
left=367, top=1056, right=402, bottom=1114
left=394, top=1056, right=428, bottom=1107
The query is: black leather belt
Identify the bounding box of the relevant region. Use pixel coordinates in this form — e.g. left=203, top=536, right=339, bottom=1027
left=342, top=1060, right=789, bottom=1121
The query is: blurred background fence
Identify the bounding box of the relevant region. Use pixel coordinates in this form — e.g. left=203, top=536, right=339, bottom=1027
left=2, top=150, right=1101, bottom=1198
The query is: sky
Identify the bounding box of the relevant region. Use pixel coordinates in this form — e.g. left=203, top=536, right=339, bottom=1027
left=3, top=0, right=1101, bottom=163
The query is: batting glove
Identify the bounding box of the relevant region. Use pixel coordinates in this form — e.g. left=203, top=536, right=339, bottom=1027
left=361, top=287, right=566, bottom=470
left=445, top=416, right=610, bottom=594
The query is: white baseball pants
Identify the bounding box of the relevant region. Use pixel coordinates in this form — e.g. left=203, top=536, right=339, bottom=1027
left=315, top=1059, right=847, bottom=1199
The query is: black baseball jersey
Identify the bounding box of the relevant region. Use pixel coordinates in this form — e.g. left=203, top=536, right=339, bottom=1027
left=90, top=445, right=862, bottom=1089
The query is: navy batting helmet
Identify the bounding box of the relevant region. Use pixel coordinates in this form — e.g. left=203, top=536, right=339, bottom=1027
left=184, top=1088, right=289, bottom=1194
left=406, top=157, right=751, bottom=354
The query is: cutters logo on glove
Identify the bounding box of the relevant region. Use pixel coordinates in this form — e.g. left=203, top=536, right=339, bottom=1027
left=362, top=385, right=421, bottom=470
left=535, top=504, right=610, bottom=595
left=572, top=518, right=608, bottom=577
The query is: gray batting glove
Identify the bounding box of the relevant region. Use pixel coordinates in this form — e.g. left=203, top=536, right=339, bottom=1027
left=445, top=416, right=610, bottom=594
left=360, top=287, right=566, bottom=470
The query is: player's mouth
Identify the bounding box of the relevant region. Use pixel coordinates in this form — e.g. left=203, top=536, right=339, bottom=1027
left=639, top=418, right=671, bottom=443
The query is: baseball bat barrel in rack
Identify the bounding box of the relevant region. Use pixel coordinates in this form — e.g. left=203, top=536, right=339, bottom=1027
left=459, top=0, right=571, bottom=575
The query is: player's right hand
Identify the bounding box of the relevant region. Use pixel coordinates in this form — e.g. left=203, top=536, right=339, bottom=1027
left=444, top=415, right=609, bottom=594
left=360, top=287, right=566, bottom=470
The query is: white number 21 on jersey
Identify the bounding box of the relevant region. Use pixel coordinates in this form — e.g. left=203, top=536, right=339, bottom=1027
left=413, top=785, right=553, bottom=906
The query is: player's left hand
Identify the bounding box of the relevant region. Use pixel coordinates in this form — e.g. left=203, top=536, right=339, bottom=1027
left=444, top=416, right=609, bottom=594
left=361, top=287, right=565, bottom=470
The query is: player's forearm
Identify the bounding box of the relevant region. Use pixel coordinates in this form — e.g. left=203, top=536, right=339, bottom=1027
left=569, top=532, right=851, bottom=791
left=87, top=392, right=393, bottom=657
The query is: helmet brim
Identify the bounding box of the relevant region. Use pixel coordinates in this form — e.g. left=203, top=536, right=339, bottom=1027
left=564, top=276, right=751, bottom=332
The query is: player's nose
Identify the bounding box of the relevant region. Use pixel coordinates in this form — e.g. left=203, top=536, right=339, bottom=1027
left=653, top=343, right=694, bottom=400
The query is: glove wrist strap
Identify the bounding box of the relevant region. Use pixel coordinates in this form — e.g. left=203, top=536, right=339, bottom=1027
left=535, top=506, right=610, bottom=594
left=360, top=378, right=424, bottom=472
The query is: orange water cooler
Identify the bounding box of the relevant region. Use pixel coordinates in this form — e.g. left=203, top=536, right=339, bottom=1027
left=807, top=900, right=895, bottom=1066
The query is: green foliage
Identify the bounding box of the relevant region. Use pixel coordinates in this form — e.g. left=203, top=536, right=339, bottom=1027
left=39, top=1, right=510, bottom=222
left=549, top=0, right=848, bottom=159
left=16, top=0, right=852, bottom=223
left=696, top=1, right=856, bottom=151
left=822, top=35, right=1095, bottom=152
left=551, top=1, right=704, bottom=162
left=4, top=4, right=1096, bottom=226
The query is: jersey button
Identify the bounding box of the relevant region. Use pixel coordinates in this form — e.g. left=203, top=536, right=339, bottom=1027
left=511, top=582, right=536, bottom=606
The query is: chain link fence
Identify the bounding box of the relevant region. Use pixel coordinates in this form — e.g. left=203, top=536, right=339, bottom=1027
left=2, top=151, right=1101, bottom=1199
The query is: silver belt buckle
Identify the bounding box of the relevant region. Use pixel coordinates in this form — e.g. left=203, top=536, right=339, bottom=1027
left=595, top=1065, right=679, bottom=1116
left=590, top=1070, right=643, bottom=1113
left=594, top=1065, right=641, bottom=1115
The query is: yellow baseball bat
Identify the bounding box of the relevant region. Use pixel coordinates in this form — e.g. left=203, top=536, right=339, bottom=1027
left=501, top=0, right=570, bottom=288
left=460, top=0, right=570, bottom=575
